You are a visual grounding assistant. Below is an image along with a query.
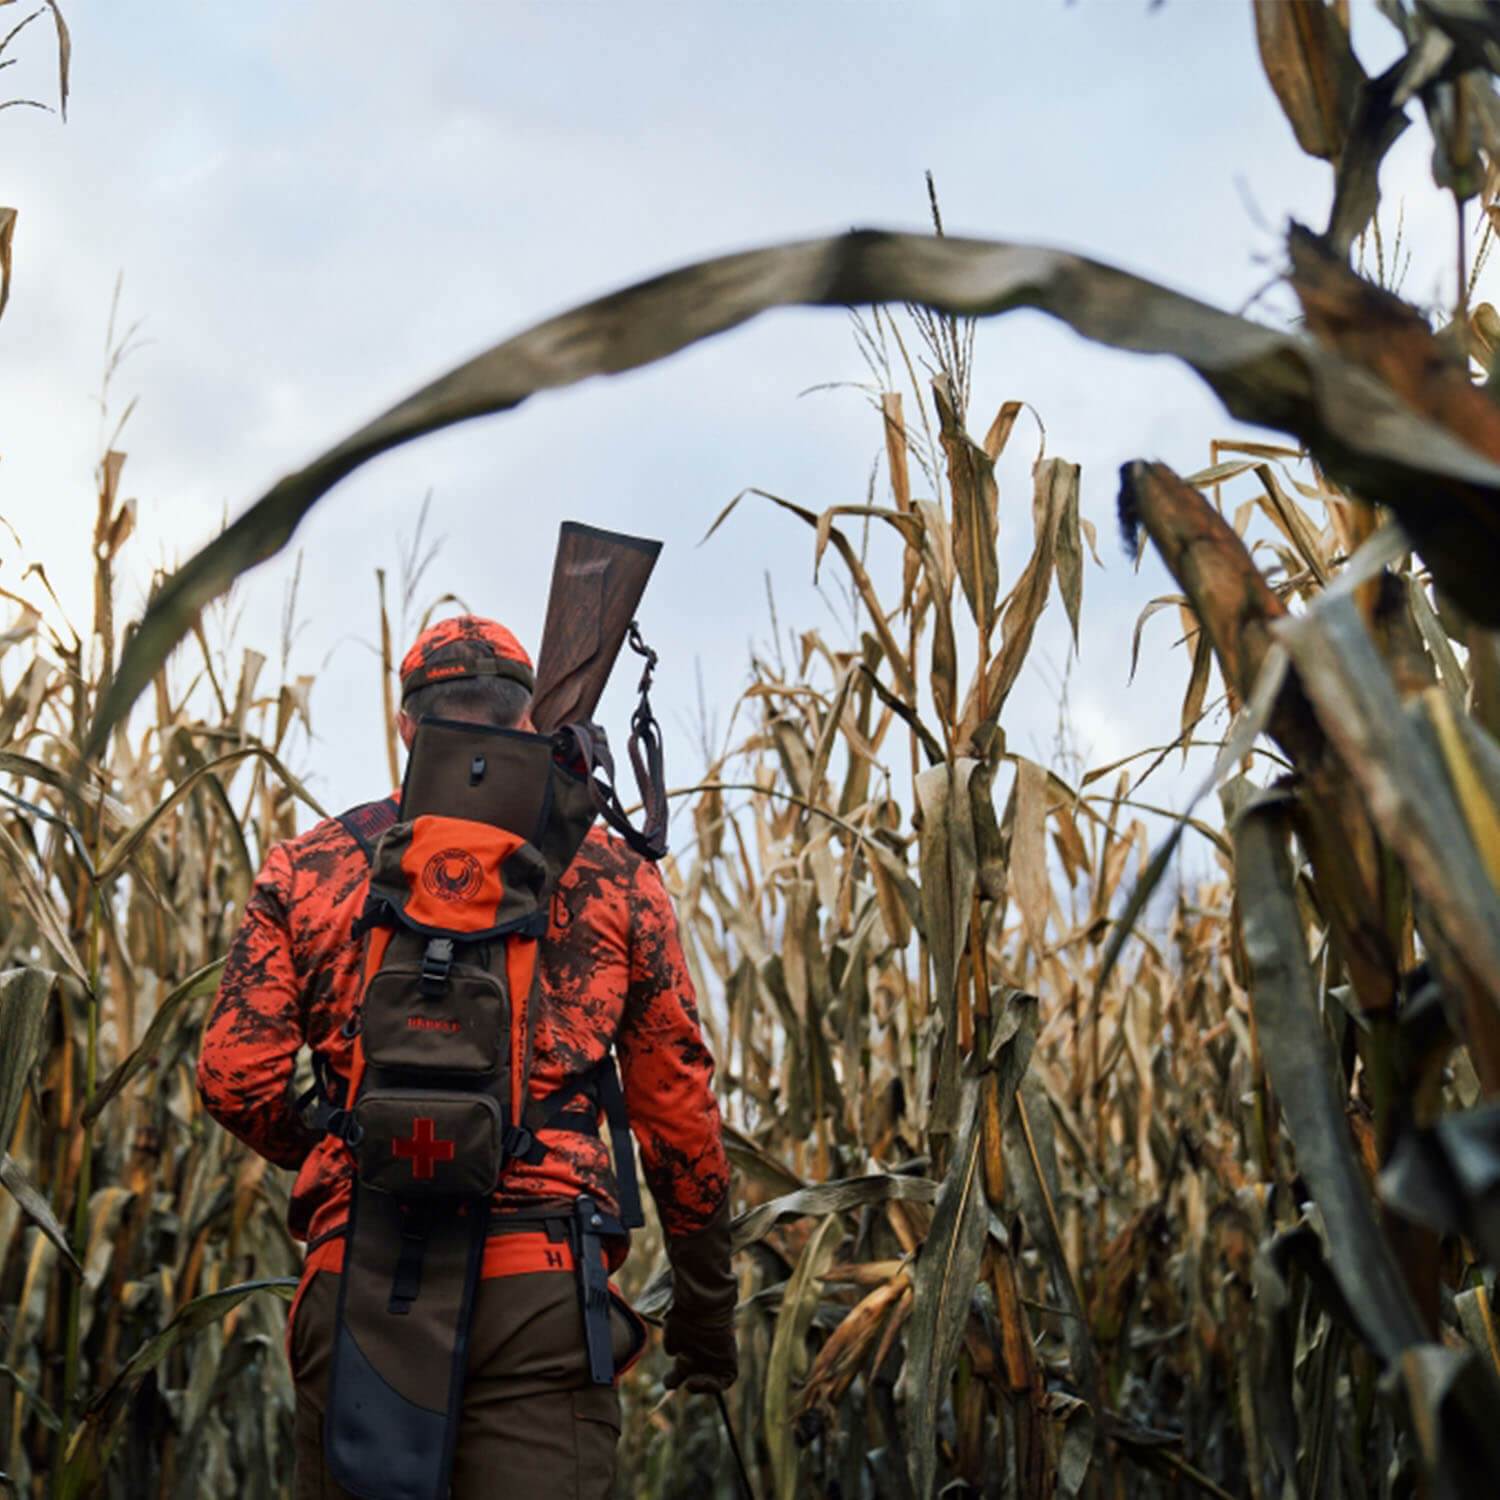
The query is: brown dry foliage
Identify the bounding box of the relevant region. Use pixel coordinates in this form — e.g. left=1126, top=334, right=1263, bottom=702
left=9, top=3, right=1500, bottom=1498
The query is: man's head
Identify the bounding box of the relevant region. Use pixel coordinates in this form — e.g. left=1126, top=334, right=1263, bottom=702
left=397, top=615, right=535, bottom=748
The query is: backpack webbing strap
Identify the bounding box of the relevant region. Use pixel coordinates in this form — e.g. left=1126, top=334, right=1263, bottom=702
left=513, top=1055, right=643, bottom=1229
left=294, top=1052, right=352, bottom=1137
left=388, top=1205, right=432, bottom=1315
left=561, top=718, right=667, bottom=863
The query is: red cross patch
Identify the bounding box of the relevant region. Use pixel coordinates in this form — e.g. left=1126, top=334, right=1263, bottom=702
left=391, top=1117, right=456, bottom=1180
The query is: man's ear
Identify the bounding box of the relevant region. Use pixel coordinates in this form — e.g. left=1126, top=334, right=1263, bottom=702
left=396, top=709, right=417, bottom=750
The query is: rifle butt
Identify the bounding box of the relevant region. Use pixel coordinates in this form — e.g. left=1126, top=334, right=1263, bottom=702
left=529, top=522, right=662, bottom=733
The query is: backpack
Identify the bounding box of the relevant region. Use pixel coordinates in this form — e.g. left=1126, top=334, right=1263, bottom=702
left=308, top=717, right=645, bottom=1500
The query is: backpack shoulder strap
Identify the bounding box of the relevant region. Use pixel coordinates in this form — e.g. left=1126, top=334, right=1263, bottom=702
left=335, top=797, right=399, bottom=864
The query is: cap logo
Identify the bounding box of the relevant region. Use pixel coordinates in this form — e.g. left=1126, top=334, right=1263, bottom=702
left=420, top=848, right=484, bottom=903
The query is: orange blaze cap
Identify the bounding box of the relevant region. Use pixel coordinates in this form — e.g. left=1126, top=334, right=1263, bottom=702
left=399, top=616, right=535, bottom=700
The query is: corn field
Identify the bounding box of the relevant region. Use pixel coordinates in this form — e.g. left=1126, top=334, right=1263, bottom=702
left=9, top=3, right=1500, bottom=1497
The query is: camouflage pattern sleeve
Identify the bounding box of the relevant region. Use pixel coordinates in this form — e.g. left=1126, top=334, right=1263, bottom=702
left=615, top=857, right=731, bottom=1236
left=197, top=843, right=320, bottom=1170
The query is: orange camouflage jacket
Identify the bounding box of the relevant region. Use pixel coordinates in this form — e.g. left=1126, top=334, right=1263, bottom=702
left=197, top=796, right=729, bottom=1253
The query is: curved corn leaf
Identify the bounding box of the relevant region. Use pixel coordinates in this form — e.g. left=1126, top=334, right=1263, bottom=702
left=0, top=786, right=93, bottom=877
left=718, top=1124, right=807, bottom=1198
left=1233, top=794, right=1426, bottom=1362
left=81, top=957, right=225, bottom=1125
left=629, top=1172, right=923, bottom=1322
left=57, top=1278, right=296, bottom=1500
left=0, top=1361, right=59, bottom=1434
left=0, top=820, right=88, bottom=986
left=0, top=1154, right=79, bottom=1274
left=95, top=744, right=326, bottom=881
left=98, top=1277, right=297, bottom=1405
left=91, top=227, right=1500, bottom=753
left=0, top=750, right=132, bottom=827
left=730, top=1173, right=937, bottom=1256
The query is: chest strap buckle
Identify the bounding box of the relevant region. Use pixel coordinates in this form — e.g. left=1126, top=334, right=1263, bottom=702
left=419, top=938, right=455, bottom=998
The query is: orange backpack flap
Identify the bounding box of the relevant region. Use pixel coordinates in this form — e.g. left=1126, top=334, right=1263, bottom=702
left=370, top=815, right=549, bottom=939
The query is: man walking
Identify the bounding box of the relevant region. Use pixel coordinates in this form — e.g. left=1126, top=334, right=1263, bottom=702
left=198, top=615, right=736, bottom=1499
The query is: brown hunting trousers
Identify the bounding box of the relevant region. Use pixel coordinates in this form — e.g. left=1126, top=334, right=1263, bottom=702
left=290, top=1269, right=639, bottom=1500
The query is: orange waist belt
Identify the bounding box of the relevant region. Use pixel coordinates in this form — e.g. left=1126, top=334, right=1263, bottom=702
left=303, top=1229, right=576, bottom=1282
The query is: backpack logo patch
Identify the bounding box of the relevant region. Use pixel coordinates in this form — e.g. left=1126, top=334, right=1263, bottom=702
left=407, top=1014, right=462, bottom=1033
left=421, top=848, right=484, bottom=903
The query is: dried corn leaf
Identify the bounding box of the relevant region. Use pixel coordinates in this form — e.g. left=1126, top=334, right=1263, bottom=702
left=95, top=743, right=325, bottom=881
left=0, top=966, right=51, bottom=1147
left=0, top=1153, right=79, bottom=1272
left=960, top=459, right=1065, bottom=740
left=82, top=958, right=224, bottom=1125
left=1180, top=619, right=1213, bottom=754
left=905, top=1075, right=988, bottom=1500
left=1234, top=794, right=1427, bottom=1362
left=1423, top=687, right=1500, bottom=893
left=0, top=819, right=88, bottom=985
left=0, top=207, right=14, bottom=324
left=1277, top=595, right=1500, bottom=1004
left=43, top=0, right=67, bottom=119
left=764, top=1213, right=839, bottom=1500
left=1054, top=460, right=1084, bottom=647
left=1397, top=1344, right=1500, bottom=1500
left=94, top=227, right=1500, bottom=746
left=916, top=760, right=979, bottom=1134
left=57, top=1278, right=296, bottom=1499
left=1254, top=0, right=1365, bottom=161
left=934, top=375, right=998, bottom=630
left=731, top=1173, right=937, bottom=1255
left=1010, top=759, right=1050, bottom=954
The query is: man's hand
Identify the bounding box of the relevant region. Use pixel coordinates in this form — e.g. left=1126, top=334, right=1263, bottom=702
left=662, top=1196, right=737, bottom=1393
left=663, top=1310, right=738, bottom=1393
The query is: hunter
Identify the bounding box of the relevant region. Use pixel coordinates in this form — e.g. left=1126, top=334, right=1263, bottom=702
left=197, top=614, right=736, bottom=1499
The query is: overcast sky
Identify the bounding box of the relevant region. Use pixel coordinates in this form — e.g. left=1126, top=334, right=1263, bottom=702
left=0, top=1, right=1464, bottom=842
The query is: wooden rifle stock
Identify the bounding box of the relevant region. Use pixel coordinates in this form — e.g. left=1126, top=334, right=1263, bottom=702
left=529, top=522, right=662, bottom=734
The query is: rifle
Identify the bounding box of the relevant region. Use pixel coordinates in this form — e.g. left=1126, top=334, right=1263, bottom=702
left=530, top=521, right=668, bottom=859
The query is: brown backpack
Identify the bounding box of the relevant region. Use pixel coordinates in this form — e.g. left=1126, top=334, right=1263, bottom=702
left=309, top=717, right=644, bottom=1500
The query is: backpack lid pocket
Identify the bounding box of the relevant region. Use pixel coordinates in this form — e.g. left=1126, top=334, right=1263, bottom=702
left=361, top=963, right=506, bottom=1077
